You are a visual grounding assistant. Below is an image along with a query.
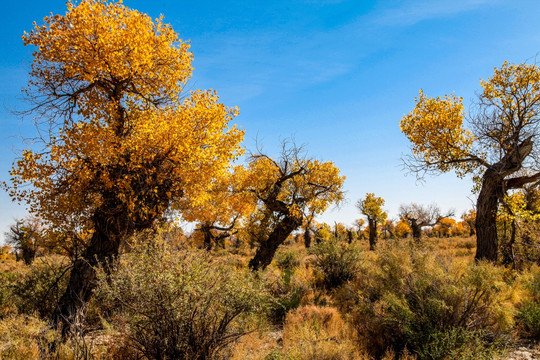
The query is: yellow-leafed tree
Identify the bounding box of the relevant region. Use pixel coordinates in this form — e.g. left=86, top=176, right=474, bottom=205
left=9, top=0, right=243, bottom=334
left=401, top=62, right=540, bottom=261
left=243, top=143, right=345, bottom=271
left=357, top=193, right=387, bottom=250
left=179, top=165, right=256, bottom=250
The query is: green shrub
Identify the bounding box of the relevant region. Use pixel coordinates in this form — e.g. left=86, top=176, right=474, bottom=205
left=517, top=301, right=540, bottom=339
left=309, top=238, right=361, bottom=290
left=96, top=240, right=269, bottom=360
left=517, top=265, right=540, bottom=339
left=275, top=249, right=301, bottom=272
left=347, top=240, right=511, bottom=360
left=10, top=256, right=70, bottom=319
left=0, top=270, right=18, bottom=318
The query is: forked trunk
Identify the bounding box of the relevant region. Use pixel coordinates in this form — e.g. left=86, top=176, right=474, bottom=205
left=249, top=216, right=301, bottom=271
left=475, top=170, right=503, bottom=262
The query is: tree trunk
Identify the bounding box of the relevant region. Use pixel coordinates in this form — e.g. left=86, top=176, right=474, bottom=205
left=51, top=216, right=122, bottom=337
left=249, top=216, right=301, bottom=271
left=201, top=226, right=213, bottom=251
left=21, top=245, right=36, bottom=265
left=368, top=219, right=377, bottom=251
left=304, top=228, right=312, bottom=248
left=347, top=229, right=353, bottom=244
left=475, top=171, right=503, bottom=262
left=411, top=220, right=421, bottom=240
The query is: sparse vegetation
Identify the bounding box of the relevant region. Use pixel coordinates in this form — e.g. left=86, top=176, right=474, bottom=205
left=3, top=1, right=540, bottom=359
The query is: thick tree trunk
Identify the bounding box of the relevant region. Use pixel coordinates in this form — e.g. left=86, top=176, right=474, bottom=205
left=21, top=245, right=36, bottom=265
left=51, top=216, right=122, bottom=336
left=475, top=171, right=503, bottom=262
left=201, top=226, right=213, bottom=251
left=249, top=216, right=301, bottom=271
left=347, top=229, right=354, bottom=244
left=304, top=228, right=312, bottom=248
left=368, top=219, right=377, bottom=251
left=411, top=220, right=421, bottom=240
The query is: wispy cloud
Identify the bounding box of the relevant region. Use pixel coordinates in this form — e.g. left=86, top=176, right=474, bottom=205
left=373, top=0, right=494, bottom=26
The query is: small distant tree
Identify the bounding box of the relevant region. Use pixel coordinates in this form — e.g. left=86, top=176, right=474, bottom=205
left=179, top=166, right=256, bottom=250
left=244, top=143, right=345, bottom=271
left=301, top=209, right=317, bottom=248
left=461, top=209, right=477, bottom=236
left=399, top=203, right=452, bottom=240
left=354, top=218, right=366, bottom=239
left=381, top=219, right=395, bottom=239
left=433, top=218, right=457, bottom=237
left=5, top=217, right=43, bottom=265
left=357, top=193, right=387, bottom=250
left=395, top=220, right=411, bottom=238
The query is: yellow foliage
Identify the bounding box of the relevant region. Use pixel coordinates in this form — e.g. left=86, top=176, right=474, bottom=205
left=400, top=90, right=478, bottom=177
left=9, top=0, right=244, bottom=239
left=358, top=193, right=387, bottom=223
left=244, top=155, right=345, bottom=221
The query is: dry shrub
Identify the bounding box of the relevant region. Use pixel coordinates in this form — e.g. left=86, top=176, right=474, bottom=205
left=96, top=239, right=269, bottom=360
left=280, top=305, right=363, bottom=360
left=344, top=240, right=512, bottom=360
left=0, top=314, right=56, bottom=359
left=309, top=238, right=362, bottom=290
left=10, top=255, right=70, bottom=319
left=228, top=330, right=283, bottom=360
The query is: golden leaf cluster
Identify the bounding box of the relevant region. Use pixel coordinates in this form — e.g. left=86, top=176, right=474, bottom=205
left=358, top=193, right=387, bottom=223
left=400, top=90, right=477, bottom=176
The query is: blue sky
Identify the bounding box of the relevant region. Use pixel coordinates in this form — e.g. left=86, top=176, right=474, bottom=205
left=2, top=0, right=540, bottom=237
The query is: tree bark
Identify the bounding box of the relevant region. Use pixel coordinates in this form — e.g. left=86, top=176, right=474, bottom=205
left=368, top=218, right=377, bottom=251
left=248, top=216, right=301, bottom=271
left=475, top=169, right=503, bottom=262
left=411, top=220, right=421, bottom=240
left=201, top=225, right=213, bottom=251
left=304, top=228, right=312, bottom=248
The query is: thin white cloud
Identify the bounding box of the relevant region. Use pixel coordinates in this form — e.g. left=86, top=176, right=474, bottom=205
left=373, top=0, right=495, bottom=26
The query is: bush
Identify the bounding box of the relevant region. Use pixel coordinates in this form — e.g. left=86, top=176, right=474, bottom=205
left=347, top=240, right=511, bottom=360
left=309, top=238, right=361, bottom=290
left=517, top=302, right=540, bottom=339
left=275, top=249, right=301, bottom=273
left=0, top=269, right=18, bottom=318
left=10, top=256, right=70, bottom=319
left=517, top=265, right=540, bottom=339
left=266, top=268, right=307, bottom=325
left=96, top=239, right=269, bottom=360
